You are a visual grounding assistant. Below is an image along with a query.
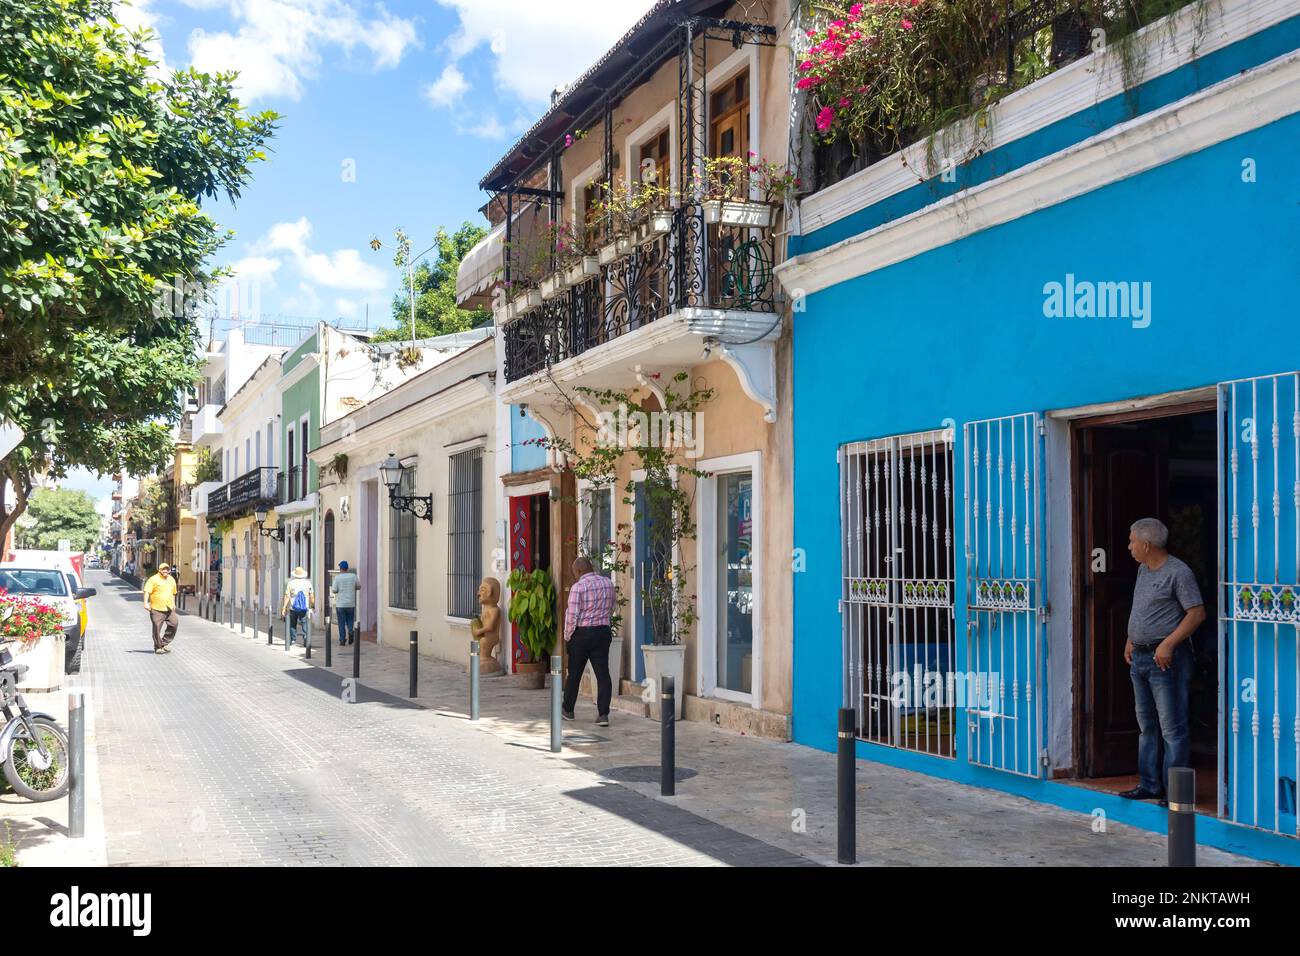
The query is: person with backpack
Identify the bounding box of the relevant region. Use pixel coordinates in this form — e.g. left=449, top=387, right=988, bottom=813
left=281, top=566, right=315, bottom=649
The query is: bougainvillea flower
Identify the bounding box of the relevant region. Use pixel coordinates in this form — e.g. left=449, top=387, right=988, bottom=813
left=815, top=106, right=836, bottom=131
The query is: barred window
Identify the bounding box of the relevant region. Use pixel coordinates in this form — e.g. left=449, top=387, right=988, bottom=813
left=389, top=466, right=417, bottom=610
left=581, top=485, right=614, bottom=577
left=447, top=448, right=483, bottom=618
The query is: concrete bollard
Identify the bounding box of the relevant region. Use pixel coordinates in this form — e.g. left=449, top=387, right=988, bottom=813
left=838, top=707, right=856, bottom=865
left=1167, top=767, right=1196, bottom=867
left=68, top=692, right=85, bottom=839
left=469, top=639, right=480, bottom=721
left=661, top=676, right=676, bottom=796
left=550, top=655, right=562, bottom=753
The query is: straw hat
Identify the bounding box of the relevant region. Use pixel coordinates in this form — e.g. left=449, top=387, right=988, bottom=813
left=291, top=566, right=308, bottom=578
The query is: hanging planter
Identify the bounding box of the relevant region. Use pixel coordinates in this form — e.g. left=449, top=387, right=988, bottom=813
left=645, top=209, right=674, bottom=239
left=539, top=272, right=568, bottom=300
left=616, top=233, right=635, bottom=256
left=564, top=256, right=600, bottom=285
left=703, top=200, right=774, bottom=228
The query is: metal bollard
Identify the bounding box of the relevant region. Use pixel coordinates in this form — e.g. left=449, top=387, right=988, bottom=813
left=661, top=675, right=675, bottom=796
left=240, top=599, right=246, bottom=635
left=68, top=692, right=85, bottom=839
left=266, top=604, right=272, bottom=645
left=1168, top=767, right=1196, bottom=867
left=304, top=621, right=311, bottom=659
left=838, top=707, right=857, bottom=865
left=199, top=594, right=206, bottom=619
left=285, top=613, right=292, bottom=652
left=550, top=655, right=562, bottom=753
left=325, top=606, right=332, bottom=668
left=404, top=630, right=416, bottom=697
left=469, top=639, right=480, bottom=721
left=353, top=620, right=360, bottom=679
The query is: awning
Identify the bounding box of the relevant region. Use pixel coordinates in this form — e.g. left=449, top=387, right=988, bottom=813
left=455, top=220, right=506, bottom=306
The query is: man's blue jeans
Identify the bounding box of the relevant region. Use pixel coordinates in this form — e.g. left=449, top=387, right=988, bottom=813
left=288, top=609, right=310, bottom=648
left=1130, top=641, right=1192, bottom=794
left=335, top=606, right=355, bottom=643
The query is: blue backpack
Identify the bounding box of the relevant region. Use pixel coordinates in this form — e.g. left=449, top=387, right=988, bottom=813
left=291, top=585, right=309, bottom=612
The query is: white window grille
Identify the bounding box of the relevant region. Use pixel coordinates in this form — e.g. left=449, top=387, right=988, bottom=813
left=1219, top=372, right=1300, bottom=837
left=841, top=428, right=955, bottom=757
left=963, top=412, right=1045, bottom=778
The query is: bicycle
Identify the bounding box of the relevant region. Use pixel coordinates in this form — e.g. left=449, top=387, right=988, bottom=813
left=0, top=641, right=70, bottom=802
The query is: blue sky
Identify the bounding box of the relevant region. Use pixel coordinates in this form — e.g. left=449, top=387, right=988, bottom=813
left=61, top=0, right=656, bottom=503
left=123, top=0, right=657, bottom=327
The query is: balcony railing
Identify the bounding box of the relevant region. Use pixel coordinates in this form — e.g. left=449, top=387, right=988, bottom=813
left=279, top=465, right=305, bottom=504
left=207, top=466, right=279, bottom=519
left=502, top=204, right=775, bottom=383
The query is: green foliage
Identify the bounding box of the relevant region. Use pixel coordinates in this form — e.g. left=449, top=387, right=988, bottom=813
left=369, top=222, right=491, bottom=342
left=192, top=445, right=221, bottom=484
left=16, top=486, right=100, bottom=550
left=0, top=821, right=18, bottom=867
left=0, top=0, right=277, bottom=545
left=506, top=567, right=557, bottom=662
left=131, top=475, right=170, bottom=531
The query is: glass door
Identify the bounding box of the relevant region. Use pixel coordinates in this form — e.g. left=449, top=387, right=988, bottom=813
left=715, top=471, right=754, bottom=695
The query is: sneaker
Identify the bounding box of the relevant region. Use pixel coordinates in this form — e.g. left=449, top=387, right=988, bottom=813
left=1118, top=786, right=1164, bottom=801
left=153, top=648, right=164, bottom=655
left=596, top=715, right=610, bottom=727
left=161, top=647, right=172, bottom=654
left=561, top=709, right=575, bottom=721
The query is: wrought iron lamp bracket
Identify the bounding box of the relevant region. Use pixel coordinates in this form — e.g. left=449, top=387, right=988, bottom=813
left=388, top=487, right=434, bottom=523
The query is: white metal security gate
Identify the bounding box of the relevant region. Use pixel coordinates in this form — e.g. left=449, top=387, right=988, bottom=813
left=1219, top=372, right=1300, bottom=837
left=963, top=412, right=1046, bottom=777
left=841, top=429, right=956, bottom=757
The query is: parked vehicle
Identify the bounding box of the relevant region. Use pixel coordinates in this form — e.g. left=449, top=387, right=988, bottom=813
left=0, top=557, right=96, bottom=674
left=0, top=636, right=70, bottom=801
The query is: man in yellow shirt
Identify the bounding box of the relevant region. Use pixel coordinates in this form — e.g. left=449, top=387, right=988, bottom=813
left=143, top=563, right=179, bottom=654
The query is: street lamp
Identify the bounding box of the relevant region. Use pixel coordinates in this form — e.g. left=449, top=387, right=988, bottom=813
left=254, top=505, right=285, bottom=541
left=381, top=452, right=432, bottom=522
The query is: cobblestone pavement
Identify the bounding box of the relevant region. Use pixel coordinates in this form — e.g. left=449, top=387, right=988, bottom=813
left=81, top=572, right=812, bottom=866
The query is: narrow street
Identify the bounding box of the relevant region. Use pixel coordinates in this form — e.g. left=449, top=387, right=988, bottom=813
left=77, top=571, right=812, bottom=866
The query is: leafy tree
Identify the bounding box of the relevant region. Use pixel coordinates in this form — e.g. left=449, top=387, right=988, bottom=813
left=15, top=486, right=101, bottom=551
left=0, top=0, right=278, bottom=547
left=369, top=222, right=491, bottom=343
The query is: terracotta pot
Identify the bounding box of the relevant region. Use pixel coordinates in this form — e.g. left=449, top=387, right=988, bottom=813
left=515, top=659, right=547, bottom=689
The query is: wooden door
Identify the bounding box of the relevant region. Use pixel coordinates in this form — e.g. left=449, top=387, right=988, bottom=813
left=1083, top=425, right=1169, bottom=777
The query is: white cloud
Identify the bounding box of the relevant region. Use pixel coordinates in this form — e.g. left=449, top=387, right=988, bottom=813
left=461, top=113, right=506, bottom=139
left=115, top=0, right=170, bottom=75
left=187, top=0, right=420, bottom=103
left=252, top=217, right=388, bottom=292
left=434, top=0, right=654, bottom=105
left=423, top=64, right=468, bottom=108
left=334, top=297, right=360, bottom=318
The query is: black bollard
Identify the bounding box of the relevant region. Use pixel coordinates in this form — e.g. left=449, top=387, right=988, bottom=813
left=1167, top=767, right=1197, bottom=867
left=240, top=599, right=246, bottom=635
left=352, top=619, right=360, bottom=679
left=324, top=594, right=332, bottom=668
left=266, top=604, right=273, bottom=645
left=409, top=630, right=418, bottom=698
left=661, top=675, right=675, bottom=796
left=838, top=708, right=857, bottom=865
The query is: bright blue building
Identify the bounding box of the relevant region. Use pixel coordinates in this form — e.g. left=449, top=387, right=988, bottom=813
left=779, top=0, right=1300, bottom=864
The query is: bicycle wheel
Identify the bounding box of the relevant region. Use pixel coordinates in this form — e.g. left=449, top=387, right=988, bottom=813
left=4, top=717, right=70, bottom=801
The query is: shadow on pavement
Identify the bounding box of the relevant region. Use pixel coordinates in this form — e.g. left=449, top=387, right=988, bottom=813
left=281, top=664, right=423, bottom=710
left=563, top=782, right=820, bottom=867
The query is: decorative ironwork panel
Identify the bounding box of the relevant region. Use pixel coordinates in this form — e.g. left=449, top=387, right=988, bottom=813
left=1219, top=372, right=1300, bottom=838
left=841, top=428, right=956, bottom=759
left=963, top=412, right=1045, bottom=779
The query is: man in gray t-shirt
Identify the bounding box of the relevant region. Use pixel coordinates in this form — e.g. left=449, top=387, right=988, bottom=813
left=330, top=560, right=359, bottom=646
left=1121, top=517, right=1207, bottom=802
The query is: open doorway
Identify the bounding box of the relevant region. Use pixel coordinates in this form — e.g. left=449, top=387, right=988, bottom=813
left=1073, top=405, right=1219, bottom=811
left=509, top=492, right=551, bottom=669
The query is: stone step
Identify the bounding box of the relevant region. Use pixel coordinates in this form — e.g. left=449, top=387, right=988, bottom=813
left=610, top=693, right=648, bottom=717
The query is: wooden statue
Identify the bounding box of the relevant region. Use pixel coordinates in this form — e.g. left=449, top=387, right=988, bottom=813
left=470, top=576, right=502, bottom=674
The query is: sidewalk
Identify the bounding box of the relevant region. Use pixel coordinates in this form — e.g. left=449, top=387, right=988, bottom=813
left=201, top=612, right=1259, bottom=867
left=2, top=685, right=107, bottom=867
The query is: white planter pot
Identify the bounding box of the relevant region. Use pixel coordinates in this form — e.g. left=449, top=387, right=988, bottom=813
left=703, top=199, right=774, bottom=228
left=564, top=256, right=600, bottom=285
left=522, top=289, right=543, bottom=310
left=641, top=643, right=685, bottom=719
left=646, top=210, right=673, bottom=238
left=539, top=273, right=567, bottom=300
left=12, top=633, right=65, bottom=691
left=598, top=241, right=620, bottom=266
left=616, top=234, right=635, bottom=257
left=585, top=635, right=623, bottom=694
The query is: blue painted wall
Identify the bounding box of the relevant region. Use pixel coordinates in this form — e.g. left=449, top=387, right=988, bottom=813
left=791, top=113, right=1300, bottom=864
left=510, top=407, right=548, bottom=473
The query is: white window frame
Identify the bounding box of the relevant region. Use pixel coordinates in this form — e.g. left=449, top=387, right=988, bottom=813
left=704, top=45, right=761, bottom=200
left=629, top=465, right=681, bottom=681
left=577, top=478, right=616, bottom=574
left=698, top=451, right=763, bottom=709
left=623, top=104, right=678, bottom=198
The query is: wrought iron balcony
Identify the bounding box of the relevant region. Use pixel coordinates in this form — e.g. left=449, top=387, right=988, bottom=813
left=502, top=204, right=776, bottom=383
left=206, top=466, right=279, bottom=519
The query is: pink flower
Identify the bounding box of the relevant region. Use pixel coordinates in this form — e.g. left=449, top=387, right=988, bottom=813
left=564, top=133, right=574, bottom=148
left=849, top=3, right=863, bottom=17
left=815, top=106, right=835, bottom=131
left=799, top=59, right=813, bottom=71
left=901, top=18, right=914, bottom=29
left=839, top=96, right=851, bottom=107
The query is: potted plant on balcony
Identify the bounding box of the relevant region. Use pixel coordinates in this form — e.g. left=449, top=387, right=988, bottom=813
left=591, top=179, right=638, bottom=265
left=636, top=180, right=676, bottom=241
left=538, top=223, right=570, bottom=300
left=553, top=220, right=600, bottom=289
left=507, top=567, right=557, bottom=689
left=699, top=155, right=774, bottom=228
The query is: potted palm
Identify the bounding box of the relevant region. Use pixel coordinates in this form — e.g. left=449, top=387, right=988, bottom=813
left=507, top=567, right=557, bottom=689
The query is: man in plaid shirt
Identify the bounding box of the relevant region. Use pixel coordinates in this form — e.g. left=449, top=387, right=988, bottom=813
left=562, top=555, right=617, bottom=726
